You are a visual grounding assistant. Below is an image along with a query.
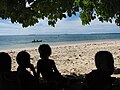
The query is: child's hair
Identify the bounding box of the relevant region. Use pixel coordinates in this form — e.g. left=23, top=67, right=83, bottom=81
left=95, top=51, right=114, bottom=74
left=16, top=51, right=30, bottom=67
left=0, top=52, right=11, bottom=72
left=38, top=44, right=51, bottom=58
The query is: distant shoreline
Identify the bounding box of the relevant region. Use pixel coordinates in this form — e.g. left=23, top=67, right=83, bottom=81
left=0, top=33, right=120, bottom=51
left=1, top=32, right=120, bottom=36
left=1, top=39, right=120, bottom=51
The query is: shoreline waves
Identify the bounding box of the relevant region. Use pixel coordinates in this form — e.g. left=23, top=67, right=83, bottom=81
left=1, top=40, right=120, bottom=77
left=1, top=33, right=120, bottom=50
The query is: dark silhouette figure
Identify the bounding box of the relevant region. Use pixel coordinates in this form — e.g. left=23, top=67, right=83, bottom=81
left=37, top=44, right=67, bottom=89
left=37, top=44, right=61, bottom=81
left=0, top=52, right=11, bottom=72
left=83, top=51, right=115, bottom=90
left=16, top=51, right=39, bottom=90
left=0, top=52, right=19, bottom=90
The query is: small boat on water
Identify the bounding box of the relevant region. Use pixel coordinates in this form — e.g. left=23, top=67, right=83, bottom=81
left=32, top=40, right=42, bottom=43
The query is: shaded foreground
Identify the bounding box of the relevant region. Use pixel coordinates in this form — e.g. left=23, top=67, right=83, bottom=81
left=38, top=74, right=120, bottom=90
left=1, top=40, right=120, bottom=89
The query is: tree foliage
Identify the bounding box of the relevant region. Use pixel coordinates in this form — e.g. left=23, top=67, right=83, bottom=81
left=0, top=0, right=120, bottom=27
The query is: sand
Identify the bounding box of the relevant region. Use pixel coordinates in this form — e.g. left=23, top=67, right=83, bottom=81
left=2, top=40, right=120, bottom=77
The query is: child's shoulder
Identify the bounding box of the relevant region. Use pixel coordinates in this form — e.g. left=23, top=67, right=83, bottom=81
left=85, top=70, right=97, bottom=79
left=37, top=59, right=54, bottom=63
left=49, top=59, right=54, bottom=61
left=48, top=59, right=55, bottom=64
left=86, top=70, right=110, bottom=78
left=84, top=70, right=113, bottom=90
left=85, top=69, right=112, bottom=83
left=86, top=70, right=98, bottom=76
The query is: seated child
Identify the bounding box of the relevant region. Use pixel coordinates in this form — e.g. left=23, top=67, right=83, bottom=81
left=0, top=52, right=19, bottom=90
left=37, top=44, right=67, bottom=89
left=83, top=51, right=115, bottom=90
left=37, top=44, right=61, bottom=81
left=0, top=52, right=11, bottom=72
left=16, top=51, right=39, bottom=90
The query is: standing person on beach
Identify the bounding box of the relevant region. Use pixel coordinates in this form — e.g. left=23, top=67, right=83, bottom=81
left=16, top=51, right=39, bottom=90
left=37, top=44, right=66, bottom=89
left=82, top=51, right=115, bottom=90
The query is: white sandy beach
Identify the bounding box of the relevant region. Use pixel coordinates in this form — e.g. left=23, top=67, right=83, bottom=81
left=2, top=40, right=120, bottom=77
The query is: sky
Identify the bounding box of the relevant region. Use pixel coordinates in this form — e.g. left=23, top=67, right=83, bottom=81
left=0, top=14, right=120, bottom=35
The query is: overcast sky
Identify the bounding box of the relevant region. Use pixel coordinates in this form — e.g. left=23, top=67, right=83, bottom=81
left=0, top=14, right=120, bottom=35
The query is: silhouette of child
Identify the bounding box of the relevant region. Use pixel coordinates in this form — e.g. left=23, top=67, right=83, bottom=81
left=83, top=51, right=115, bottom=90
left=0, top=52, right=11, bottom=72
left=0, top=52, right=20, bottom=90
left=16, top=51, right=39, bottom=90
left=37, top=44, right=61, bottom=81
left=37, top=44, right=67, bottom=89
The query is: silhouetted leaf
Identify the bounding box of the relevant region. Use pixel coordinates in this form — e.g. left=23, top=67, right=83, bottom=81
left=0, top=0, right=120, bottom=27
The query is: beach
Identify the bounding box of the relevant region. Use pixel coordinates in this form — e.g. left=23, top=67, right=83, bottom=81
left=2, top=40, right=120, bottom=77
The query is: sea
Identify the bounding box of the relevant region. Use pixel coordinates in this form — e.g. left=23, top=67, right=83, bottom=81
left=0, top=33, right=120, bottom=50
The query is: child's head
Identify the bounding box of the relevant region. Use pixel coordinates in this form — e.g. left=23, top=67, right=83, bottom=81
left=0, top=52, right=11, bottom=72
left=16, top=51, right=31, bottom=68
left=95, top=51, right=114, bottom=75
left=38, top=44, right=51, bottom=59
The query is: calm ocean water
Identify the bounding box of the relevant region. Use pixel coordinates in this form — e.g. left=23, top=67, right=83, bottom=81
left=0, top=33, right=120, bottom=50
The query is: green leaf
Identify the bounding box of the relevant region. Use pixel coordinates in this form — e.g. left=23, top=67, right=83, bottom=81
left=0, top=0, right=120, bottom=27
